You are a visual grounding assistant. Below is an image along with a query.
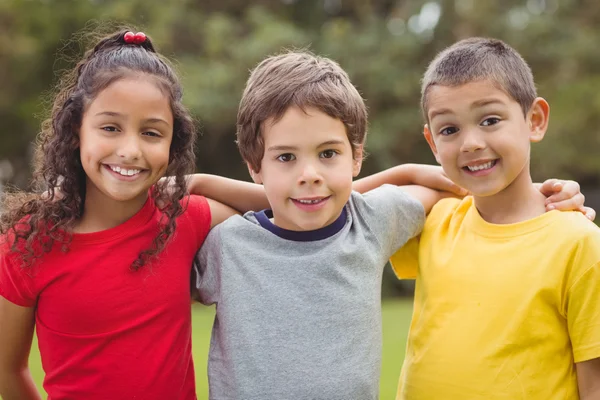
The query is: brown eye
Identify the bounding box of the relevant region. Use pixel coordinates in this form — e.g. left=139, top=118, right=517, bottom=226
left=440, top=127, right=458, bottom=136
left=481, top=117, right=500, bottom=126
left=277, top=153, right=295, bottom=162
left=320, top=150, right=338, bottom=159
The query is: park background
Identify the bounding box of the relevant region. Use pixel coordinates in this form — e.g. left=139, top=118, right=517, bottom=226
left=1, top=0, right=599, bottom=398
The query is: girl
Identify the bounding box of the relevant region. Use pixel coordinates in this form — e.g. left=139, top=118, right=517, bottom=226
left=0, top=28, right=256, bottom=400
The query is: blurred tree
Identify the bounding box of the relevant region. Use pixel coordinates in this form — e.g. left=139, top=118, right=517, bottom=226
left=2, top=0, right=599, bottom=187
left=1, top=0, right=599, bottom=295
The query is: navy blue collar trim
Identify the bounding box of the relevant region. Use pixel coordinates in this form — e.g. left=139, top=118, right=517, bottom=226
left=254, top=207, right=348, bottom=242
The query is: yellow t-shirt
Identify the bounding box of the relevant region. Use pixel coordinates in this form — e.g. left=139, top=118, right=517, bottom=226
left=391, top=197, right=600, bottom=400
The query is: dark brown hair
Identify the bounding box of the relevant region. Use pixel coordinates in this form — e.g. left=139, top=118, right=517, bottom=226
left=237, top=51, right=368, bottom=172
left=0, top=28, right=197, bottom=270
left=421, top=37, right=537, bottom=121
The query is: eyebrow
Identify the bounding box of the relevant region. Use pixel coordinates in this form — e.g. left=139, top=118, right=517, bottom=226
left=266, top=139, right=347, bottom=152
left=429, top=98, right=507, bottom=121
left=94, top=111, right=170, bottom=126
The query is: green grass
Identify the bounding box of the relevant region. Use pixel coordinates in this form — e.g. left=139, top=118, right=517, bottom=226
left=27, top=299, right=413, bottom=399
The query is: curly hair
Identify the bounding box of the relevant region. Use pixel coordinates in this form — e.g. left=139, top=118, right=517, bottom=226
left=0, top=28, right=197, bottom=270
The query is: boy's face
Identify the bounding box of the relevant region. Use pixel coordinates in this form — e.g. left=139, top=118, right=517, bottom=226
left=249, top=106, right=362, bottom=231
left=423, top=80, right=548, bottom=197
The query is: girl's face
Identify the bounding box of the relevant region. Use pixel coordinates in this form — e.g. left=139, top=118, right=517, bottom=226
left=78, top=76, right=173, bottom=210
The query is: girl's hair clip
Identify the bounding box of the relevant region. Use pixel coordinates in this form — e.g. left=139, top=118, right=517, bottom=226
left=124, top=31, right=147, bottom=45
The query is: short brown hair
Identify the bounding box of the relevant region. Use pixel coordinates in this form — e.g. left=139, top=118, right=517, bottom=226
left=237, top=51, right=367, bottom=172
left=421, top=37, right=536, bottom=121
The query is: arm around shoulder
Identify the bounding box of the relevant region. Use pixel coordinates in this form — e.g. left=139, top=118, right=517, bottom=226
left=0, top=296, right=41, bottom=400
left=188, top=174, right=269, bottom=214
left=206, top=198, right=239, bottom=229
left=397, top=185, right=450, bottom=215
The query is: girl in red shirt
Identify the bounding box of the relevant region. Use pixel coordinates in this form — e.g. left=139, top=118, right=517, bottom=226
left=0, top=28, right=255, bottom=400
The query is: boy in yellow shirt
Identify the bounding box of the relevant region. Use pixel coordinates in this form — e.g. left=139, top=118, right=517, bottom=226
left=387, top=38, right=600, bottom=399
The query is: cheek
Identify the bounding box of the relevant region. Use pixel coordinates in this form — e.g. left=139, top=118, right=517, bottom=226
left=78, top=140, right=103, bottom=166
left=148, top=143, right=171, bottom=169
left=435, top=142, right=457, bottom=163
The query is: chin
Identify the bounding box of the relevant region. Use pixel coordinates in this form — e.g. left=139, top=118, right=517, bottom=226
left=468, top=185, right=506, bottom=198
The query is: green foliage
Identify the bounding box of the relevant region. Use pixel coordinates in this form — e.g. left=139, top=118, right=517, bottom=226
left=0, top=0, right=597, bottom=335
left=1, top=0, right=599, bottom=186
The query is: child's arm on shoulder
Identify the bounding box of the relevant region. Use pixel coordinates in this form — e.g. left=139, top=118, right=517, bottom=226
left=188, top=174, right=269, bottom=214
left=0, top=297, right=41, bottom=400
left=205, top=198, right=239, bottom=228
left=353, top=164, right=466, bottom=197
left=577, top=358, right=600, bottom=399
left=353, top=164, right=595, bottom=219
left=395, top=185, right=453, bottom=215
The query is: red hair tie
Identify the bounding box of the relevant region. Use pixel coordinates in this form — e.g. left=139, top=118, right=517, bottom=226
left=124, top=31, right=147, bottom=44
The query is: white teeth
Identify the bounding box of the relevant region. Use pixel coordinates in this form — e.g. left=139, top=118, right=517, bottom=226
left=298, top=199, right=321, bottom=204
left=467, top=161, right=495, bottom=172
left=109, top=166, right=141, bottom=176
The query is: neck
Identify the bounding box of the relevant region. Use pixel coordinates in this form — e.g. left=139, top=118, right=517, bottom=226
left=75, top=183, right=149, bottom=233
left=473, top=167, right=546, bottom=224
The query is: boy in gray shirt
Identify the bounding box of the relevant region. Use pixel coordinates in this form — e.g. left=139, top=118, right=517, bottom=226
left=193, top=51, right=444, bottom=400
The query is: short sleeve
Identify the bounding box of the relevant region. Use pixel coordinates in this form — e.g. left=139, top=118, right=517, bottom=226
left=0, top=249, right=37, bottom=307
left=567, top=260, right=600, bottom=363
left=356, top=184, right=425, bottom=255
left=390, top=236, right=420, bottom=279
left=181, top=195, right=212, bottom=250
left=192, top=225, right=223, bottom=306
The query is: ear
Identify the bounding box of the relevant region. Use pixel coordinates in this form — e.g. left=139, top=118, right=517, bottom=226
left=247, top=162, right=263, bottom=184
left=423, top=124, right=442, bottom=164
left=528, top=97, right=550, bottom=143
left=352, top=145, right=364, bottom=177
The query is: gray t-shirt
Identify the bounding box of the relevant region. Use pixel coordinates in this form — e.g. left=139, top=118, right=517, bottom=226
left=194, top=185, right=425, bottom=400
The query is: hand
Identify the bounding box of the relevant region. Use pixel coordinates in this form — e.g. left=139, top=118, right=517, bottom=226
left=408, top=164, right=468, bottom=197
left=538, top=179, right=595, bottom=221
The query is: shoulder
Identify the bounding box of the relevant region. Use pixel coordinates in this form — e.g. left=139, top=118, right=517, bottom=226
left=180, top=194, right=209, bottom=214
left=198, top=213, right=264, bottom=257
left=206, top=212, right=257, bottom=236
left=545, top=211, right=600, bottom=255
left=424, top=196, right=470, bottom=228
left=177, top=195, right=211, bottom=224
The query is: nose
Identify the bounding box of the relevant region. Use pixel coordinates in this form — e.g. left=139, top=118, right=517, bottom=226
left=116, top=133, right=142, bottom=161
left=298, top=161, right=322, bottom=186
left=460, top=128, right=486, bottom=153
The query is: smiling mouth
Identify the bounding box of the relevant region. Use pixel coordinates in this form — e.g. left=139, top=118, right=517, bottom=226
left=292, top=196, right=331, bottom=205
left=463, top=160, right=497, bottom=172
left=105, top=164, right=145, bottom=177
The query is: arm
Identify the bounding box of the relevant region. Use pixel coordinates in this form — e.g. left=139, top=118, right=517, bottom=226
left=577, top=358, right=600, bottom=399
left=206, top=198, right=239, bottom=229
left=188, top=174, right=269, bottom=214
left=353, top=165, right=596, bottom=220
left=0, top=296, right=41, bottom=400
left=397, top=185, right=451, bottom=215
left=352, top=164, right=466, bottom=196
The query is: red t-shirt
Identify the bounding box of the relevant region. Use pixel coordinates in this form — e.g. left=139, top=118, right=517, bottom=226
left=0, top=195, right=211, bottom=400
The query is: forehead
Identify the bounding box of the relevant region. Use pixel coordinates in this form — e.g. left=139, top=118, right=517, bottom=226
left=86, top=76, right=173, bottom=119
left=262, top=106, right=349, bottom=146
left=426, top=80, right=518, bottom=120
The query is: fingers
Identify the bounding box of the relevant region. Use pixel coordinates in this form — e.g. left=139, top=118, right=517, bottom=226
left=538, top=179, right=560, bottom=196
left=546, top=193, right=584, bottom=211
left=583, top=206, right=596, bottom=221
left=437, top=176, right=468, bottom=196
left=543, top=180, right=581, bottom=206
left=546, top=195, right=596, bottom=221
